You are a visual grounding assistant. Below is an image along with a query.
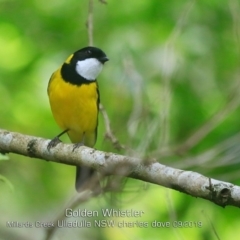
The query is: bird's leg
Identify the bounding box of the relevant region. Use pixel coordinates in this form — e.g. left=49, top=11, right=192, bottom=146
left=72, top=134, right=85, bottom=152
left=47, top=129, right=69, bottom=151
left=72, top=142, right=84, bottom=152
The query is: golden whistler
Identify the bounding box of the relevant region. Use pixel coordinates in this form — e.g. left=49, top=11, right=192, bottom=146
left=47, top=47, right=108, bottom=191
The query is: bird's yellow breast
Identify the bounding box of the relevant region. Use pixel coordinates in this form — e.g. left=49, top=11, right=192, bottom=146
left=48, top=69, right=98, bottom=146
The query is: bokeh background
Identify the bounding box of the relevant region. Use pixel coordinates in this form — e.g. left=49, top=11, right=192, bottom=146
left=1, top=0, right=240, bottom=239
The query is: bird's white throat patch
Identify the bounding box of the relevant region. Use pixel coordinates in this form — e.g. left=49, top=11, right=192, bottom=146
left=76, top=58, right=103, bottom=80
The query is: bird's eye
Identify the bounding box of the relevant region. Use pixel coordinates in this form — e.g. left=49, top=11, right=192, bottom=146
left=87, top=50, right=92, bottom=55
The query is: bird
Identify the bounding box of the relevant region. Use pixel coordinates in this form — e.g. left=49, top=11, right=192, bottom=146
left=47, top=46, right=109, bottom=192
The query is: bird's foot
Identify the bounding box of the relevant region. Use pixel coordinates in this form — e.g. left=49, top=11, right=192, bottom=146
left=47, top=137, right=62, bottom=151
left=47, top=129, right=69, bottom=151
left=72, top=142, right=84, bottom=152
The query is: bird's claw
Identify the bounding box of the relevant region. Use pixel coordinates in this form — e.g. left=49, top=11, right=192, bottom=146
left=47, top=137, right=62, bottom=151
left=72, top=142, right=84, bottom=152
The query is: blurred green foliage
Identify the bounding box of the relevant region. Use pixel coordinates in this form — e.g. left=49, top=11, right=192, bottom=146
left=1, top=0, right=240, bottom=239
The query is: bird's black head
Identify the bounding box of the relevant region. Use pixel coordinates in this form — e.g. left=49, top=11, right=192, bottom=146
left=61, top=46, right=108, bottom=85
left=67, top=46, right=109, bottom=81
left=72, top=46, right=109, bottom=64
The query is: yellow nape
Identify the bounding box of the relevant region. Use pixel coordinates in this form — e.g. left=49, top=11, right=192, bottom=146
left=65, top=54, right=73, bottom=64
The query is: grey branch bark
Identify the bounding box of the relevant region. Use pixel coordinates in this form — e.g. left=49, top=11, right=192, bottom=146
left=0, top=128, right=240, bottom=208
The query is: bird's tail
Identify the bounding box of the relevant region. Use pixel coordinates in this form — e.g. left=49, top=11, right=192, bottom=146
left=75, top=166, right=95, bottom=192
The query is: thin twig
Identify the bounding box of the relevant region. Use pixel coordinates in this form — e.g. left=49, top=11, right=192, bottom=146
left=168, top=0, right=197, bottom=43
left=45, top=190, right=98, bottom=240
left=175, top=94, right=240, bottom=154
left=229, top=0, right=240, bottom=59
left=86, top=0, right=94, bottom=46
left=170, top=131, right=240, bottom=169
left=85, top=0, right=123, bottom=150
left=123, top=56, right=143, bottom=138
left=158, top=0, right=196, bottom=150
left=201, top=210, right=221, bottom=240
left=165, top=190, right=185, bottom=240
left=99, top=103, right=125, bottom=150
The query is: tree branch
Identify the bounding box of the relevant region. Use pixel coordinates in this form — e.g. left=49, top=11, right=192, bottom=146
left=1, top=128, right=240, bottom=208
left=99, top=103, right=125, bottom=150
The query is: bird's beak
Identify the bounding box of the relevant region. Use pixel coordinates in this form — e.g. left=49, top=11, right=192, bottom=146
left=99, top=56, right=109, bottom=64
